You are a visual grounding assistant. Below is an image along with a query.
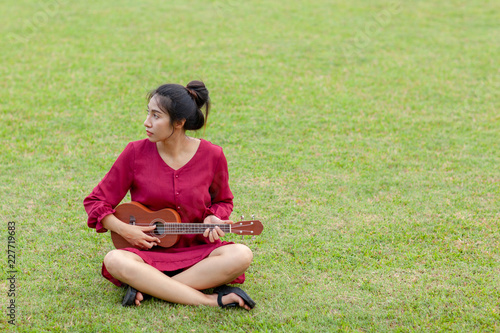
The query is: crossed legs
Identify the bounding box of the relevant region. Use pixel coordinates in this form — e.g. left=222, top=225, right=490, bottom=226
left=103, top=244, right=254, bottom=309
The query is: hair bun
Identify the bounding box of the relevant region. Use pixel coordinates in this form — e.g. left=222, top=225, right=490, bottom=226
left=186, top=80, right=209, bottom=108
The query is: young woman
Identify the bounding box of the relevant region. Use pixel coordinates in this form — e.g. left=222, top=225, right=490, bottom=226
left=84, top=81, right=255, bottom=310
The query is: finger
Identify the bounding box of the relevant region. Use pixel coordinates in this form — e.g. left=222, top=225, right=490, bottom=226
left=221, top=219, right=234, bottom=224
left=140, top=225, right=157, bottom=231
left=140, top=237, right=158, bottom=249
left=203, top=228, right=210, bottom=238
left=142, top=241, right=154, bottom=249
left=212, top=229, right=220, bottom=241
left=209, top=229, right=214, bottom=243
left=215, top=226, right=225, bottom=238
left=145, top=235, right=161, bottom=243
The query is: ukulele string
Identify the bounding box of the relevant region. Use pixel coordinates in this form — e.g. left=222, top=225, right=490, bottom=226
left=127, top=223, right=231, bottom=235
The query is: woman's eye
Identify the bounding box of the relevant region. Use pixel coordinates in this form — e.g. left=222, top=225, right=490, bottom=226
left=153, top=114, right=159, bottom=119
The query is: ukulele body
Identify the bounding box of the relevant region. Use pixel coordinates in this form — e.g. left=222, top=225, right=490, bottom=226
left=112, top=202, right=181, bottom=249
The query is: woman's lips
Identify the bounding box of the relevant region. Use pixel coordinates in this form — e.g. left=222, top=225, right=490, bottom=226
left=146, top=130, right=153, bottom=137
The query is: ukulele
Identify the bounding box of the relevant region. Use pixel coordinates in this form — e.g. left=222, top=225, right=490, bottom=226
left=111, top=201, right=263, bottom=249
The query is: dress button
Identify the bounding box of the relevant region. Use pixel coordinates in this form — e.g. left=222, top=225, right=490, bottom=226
left=175, top=175, right=179, bottom=178
left=176, top=192, right=180, bottom=195
left=177, top=206, right=181, bottom=210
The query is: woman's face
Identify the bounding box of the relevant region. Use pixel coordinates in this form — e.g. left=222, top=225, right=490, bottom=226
left=144, top=95, right=174, bottom=142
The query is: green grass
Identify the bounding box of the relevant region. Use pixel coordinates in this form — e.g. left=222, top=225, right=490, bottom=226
left=1, top=0, right=499, bottom=331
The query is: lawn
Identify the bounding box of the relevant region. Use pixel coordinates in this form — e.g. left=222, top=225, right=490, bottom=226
left=1, top=0, right=499, bottom=331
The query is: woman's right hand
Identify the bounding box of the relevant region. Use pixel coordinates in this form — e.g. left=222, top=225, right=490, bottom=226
left=120, top=224, right=161, bottom=250
left=102, top=214, right=161, bottom=250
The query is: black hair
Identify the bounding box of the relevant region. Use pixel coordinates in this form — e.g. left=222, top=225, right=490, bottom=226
left=147, top=80, right=210, bottom=131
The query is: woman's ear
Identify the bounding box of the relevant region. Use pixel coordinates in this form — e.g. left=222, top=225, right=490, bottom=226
left=174, top=119, right=186, bottom=129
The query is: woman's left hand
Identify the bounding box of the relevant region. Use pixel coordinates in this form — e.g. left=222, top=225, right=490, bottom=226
left=203, top=215, right=233, bottom=242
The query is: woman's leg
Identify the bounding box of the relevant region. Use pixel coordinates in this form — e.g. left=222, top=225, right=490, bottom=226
left=103, top=244, right=253, bottom=309
left=171, top=243, right=253, bottom=290
left=104, top=250, right=215, bottom=306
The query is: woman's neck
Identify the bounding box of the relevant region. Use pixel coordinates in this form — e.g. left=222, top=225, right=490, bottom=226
left=155, top=132, right=201, bottom=170
left=157, top=131, right=190, bottom=158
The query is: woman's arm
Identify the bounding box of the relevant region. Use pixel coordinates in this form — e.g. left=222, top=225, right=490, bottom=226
left=203, top=148, right=234, bottom=242
left=205, top=149, right=234, bottom=220
left=84, top=142, right=135, bottom=233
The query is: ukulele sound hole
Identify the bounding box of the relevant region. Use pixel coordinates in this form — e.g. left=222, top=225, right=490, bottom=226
left=152, top=222, right=165, bottom=235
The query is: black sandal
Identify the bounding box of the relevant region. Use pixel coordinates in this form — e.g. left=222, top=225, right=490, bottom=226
left=122, top=286, right=137, bottom=306
left=122, top=286, right=151, bottom=306
left=213, top=285, right=256, bottom=309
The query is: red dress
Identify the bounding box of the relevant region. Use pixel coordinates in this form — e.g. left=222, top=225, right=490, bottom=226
left=83, top=138, right=244, bottom=286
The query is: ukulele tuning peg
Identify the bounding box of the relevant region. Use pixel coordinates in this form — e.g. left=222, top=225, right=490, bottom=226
left=251, top=214, right=255, bottom=220
left=252, top=235, right=256, bottom=241
left=240, top=215, right=244, bottom=221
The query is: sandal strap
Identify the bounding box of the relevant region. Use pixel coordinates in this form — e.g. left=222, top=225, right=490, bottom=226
left=217, top=291, right=225, bottom=307
left=214, top=285, right=250, bottom=308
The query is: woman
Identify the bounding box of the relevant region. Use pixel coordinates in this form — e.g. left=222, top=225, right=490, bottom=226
left=84, top=81, right=255, bottom=310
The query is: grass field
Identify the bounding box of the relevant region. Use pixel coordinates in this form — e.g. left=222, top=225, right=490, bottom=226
left=1, top=0, right=499, bottom=331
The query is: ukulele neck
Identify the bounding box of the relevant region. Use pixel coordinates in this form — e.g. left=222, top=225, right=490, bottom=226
left=159, top=223, right=231, bottom=235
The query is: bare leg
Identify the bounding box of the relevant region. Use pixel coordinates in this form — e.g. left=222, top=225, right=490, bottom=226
left=103, top=244, right=253, bottom=309
left=171, top=244, right=253, bottom=290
